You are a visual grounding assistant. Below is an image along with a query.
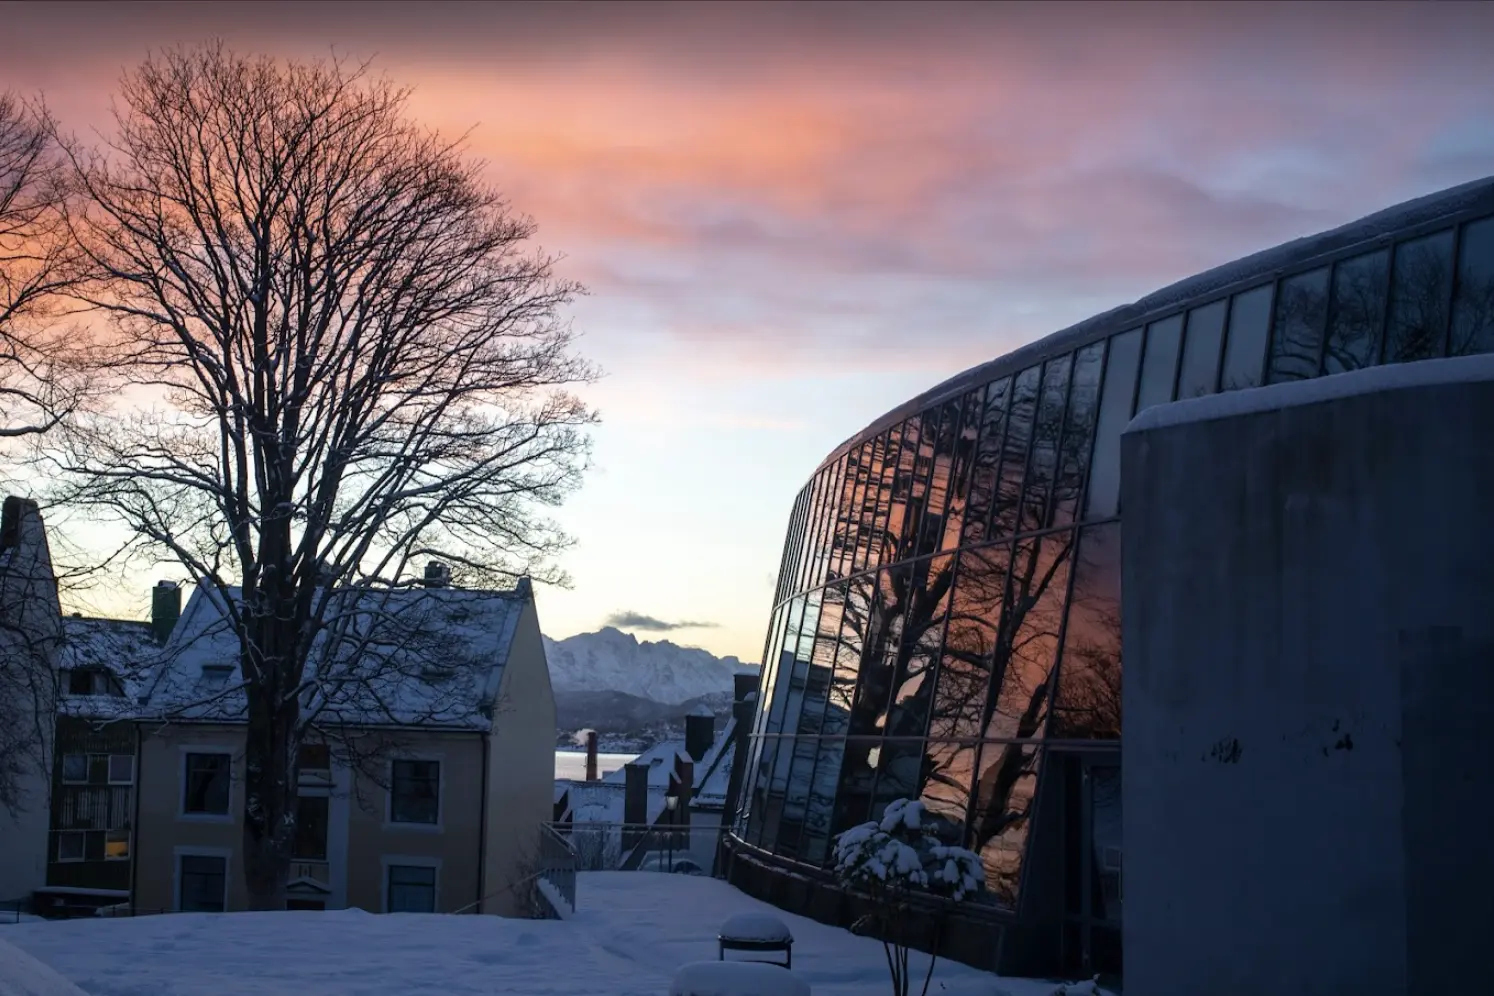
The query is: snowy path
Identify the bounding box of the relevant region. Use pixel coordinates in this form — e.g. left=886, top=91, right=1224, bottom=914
left=1, top=872, right=1064, bottom=995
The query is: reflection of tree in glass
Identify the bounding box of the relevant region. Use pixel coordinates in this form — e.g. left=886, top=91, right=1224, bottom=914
left=1451, top=220, right=1494, bottom=357
left=1322, top=251, right=1388, bottom=374
left=1269, top=269, right=1329, bottom=382
left=1385, top=232, right=1453, bottom=363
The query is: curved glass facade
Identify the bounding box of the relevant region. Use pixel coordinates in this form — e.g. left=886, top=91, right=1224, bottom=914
left=729, top=176, right=1494, bottom=971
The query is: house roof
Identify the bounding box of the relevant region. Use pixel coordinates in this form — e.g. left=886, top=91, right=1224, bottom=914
left=56, top=616, right=157, bottom=718
left=692, top=717, right=737, bottom=810
left=138, top=579, right=532, bottom=731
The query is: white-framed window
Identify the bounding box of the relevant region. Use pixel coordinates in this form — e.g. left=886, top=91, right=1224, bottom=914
left=104, top=829, right=131, bottom=861
left=56, top=830, right=86, bottom=862
left=384, top=861, right=439, bottom=913
left=292, top=794, right=329, bottom=861
left=181, top=751, right=231, bottom=817
left=387, top=759, right=440, bottom=826
left=177, top=851, right=229, bottom=912
left=61, top=753, right=88, bottom=784
left=108, top=754, right=135, bottom=786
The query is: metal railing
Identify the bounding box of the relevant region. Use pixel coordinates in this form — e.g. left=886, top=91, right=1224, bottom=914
left=547, top=821, right=724, bottom=875
left=1, top=902, right=172, bottom=924
left=536, top=823, right=577, bottom=915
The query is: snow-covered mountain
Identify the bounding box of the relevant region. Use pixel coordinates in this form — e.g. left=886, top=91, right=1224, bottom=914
left=542, top=627, right=756, bottom=705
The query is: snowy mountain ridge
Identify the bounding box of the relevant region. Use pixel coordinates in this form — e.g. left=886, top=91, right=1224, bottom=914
left=542, top=626, right=756, bottom=705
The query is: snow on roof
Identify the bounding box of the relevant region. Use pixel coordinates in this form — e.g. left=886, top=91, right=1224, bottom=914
left=56, top=616, right=157, bottom=717
left=602, top=740, right=689, bottom=789
left=813, top=174, right=1494, bottom=478
left=692, top=717, right=737, bottom=809
left=139, top=579, right=532, bottom=730
left=1126, top=352, right=1494, bottom=435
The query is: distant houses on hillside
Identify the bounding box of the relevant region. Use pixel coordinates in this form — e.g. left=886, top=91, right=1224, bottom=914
left=0, top=495, right=560, bottom=919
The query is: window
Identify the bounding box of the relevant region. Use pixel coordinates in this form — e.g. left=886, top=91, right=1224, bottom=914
left=1386, top=228, right=1455, bottom=362
left=1452, top=216, right=1494, bottom=356
left=389, top=760, right=440, bottom=825
left=105, top=829, right=130, bottom=861
left=1176, top=300, right=1228, bottom=398
left=183, top=752, right=231, bottom=816
left=1084, top=328, right=1143, bottom=520
left=1267, top=267, right=1330, bottom=382
left=1135, top=314, right=1184, bottom=413
left=1323, top=249, right=1389, bottom=373
left=61, top=753, right=88, bottom=784
left=179, top=854, right=228, bottom=912
left=1219, top=284, right=1275, bottom=390
left=108, top=754, right=135, bottom=786
left=286, top=899, right=325, bottom=911
left=67, top=670, right=94, bottom=696
left=293, top=795, right=329, bottom=861
left=56, top=831, right=85, bottom=862
left=387, top=864, right=437, bottom=913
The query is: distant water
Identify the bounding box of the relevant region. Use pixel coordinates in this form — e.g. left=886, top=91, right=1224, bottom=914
left=554, top=749, right=636, bottom=781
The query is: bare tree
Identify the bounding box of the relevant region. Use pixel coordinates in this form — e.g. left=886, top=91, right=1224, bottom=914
left=0, top=92, right=91, bottom=443
left=46, top=44, right=596, bottom=908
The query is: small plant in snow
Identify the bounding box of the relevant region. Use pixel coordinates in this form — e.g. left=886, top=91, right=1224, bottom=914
left=832, top=798, right=985, bottom=996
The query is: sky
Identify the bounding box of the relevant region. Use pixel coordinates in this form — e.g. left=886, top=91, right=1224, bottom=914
left=5, top=1, right=1494, bottom=661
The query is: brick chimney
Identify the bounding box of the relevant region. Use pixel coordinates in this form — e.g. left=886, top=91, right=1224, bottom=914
left=584, top=730, right=599, bottom=782
left=685, top=711, right=715, bottom=763
left=152, top=581, right=181, bottom=644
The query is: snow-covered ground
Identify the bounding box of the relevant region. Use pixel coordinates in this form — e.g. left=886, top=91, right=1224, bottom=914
left=1, top=872, right=1080, bottom=996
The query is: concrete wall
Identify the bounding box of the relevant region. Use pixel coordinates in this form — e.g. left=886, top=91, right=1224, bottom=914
left=0, top=498, right=60, bottom=905
left=134, top=723, right=487, bottom=913
left=479, top=598, right=556, bottom=915
left=1121, top=374, right=1494, bottom=996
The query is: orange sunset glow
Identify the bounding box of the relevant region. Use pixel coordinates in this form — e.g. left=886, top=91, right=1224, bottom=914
left=6, top=0, right=1494, bottom=659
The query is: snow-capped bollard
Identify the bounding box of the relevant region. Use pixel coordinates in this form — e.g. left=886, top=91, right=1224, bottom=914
left=670, top=960, right=811, bottom=996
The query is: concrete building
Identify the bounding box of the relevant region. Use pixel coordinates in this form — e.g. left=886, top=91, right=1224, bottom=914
left=1121, top=355, right=1494, bottom=996
left=129, top=573, right=556, bottom=915
left=724, top=174, right=1494, bottom=980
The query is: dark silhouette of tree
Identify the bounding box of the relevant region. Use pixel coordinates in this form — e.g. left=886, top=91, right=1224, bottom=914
left=45, top=45, right=595, bottom=909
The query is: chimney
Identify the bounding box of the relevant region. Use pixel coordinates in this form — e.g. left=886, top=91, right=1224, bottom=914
left=423, top=560, right=451, bottom=588
left=0, top=495, right=37, bottom=551
left=733, top=671, right=759, bottom=704
left=623, top=762, right=649, bottom=849
left=685, top=711, right=715, bottom=763
left=584, top=730, right=599, bottom=782
left=152, top=581, right=181, bottom=644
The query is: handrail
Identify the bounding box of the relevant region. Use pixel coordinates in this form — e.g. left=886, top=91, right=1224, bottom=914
left=447, top=824, right=578, bottom=917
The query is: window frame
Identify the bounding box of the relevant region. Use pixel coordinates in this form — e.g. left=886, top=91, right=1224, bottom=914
left=108, top=754, right=135, bottom=786
left=175, top=848, right=231, bottom=913
left=180, top=748, right=234, bottom=821
left=61, top=753, right=88, bottom=785
left=104, top=828, right=131, bottom=862
left=382, top=857, right=441, bottom=914
left=56, top=830, right=87, bottom=863
left=386, top=756, right=443, bottom=830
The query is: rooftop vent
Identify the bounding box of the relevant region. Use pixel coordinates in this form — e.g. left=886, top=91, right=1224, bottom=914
left=423, top=560, right=451, bottom=588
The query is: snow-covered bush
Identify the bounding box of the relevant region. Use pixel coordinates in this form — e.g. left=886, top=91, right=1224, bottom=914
left=831, top=798, right=984, bottom=996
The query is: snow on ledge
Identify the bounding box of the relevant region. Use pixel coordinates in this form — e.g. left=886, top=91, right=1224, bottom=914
left=1126, top=353, right=1494, bottom=435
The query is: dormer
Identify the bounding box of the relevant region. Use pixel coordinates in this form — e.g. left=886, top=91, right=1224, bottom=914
left=64, top=667, right=124, bottom=698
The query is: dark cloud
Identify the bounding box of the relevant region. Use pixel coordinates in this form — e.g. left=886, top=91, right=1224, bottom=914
left=604, top=611, right=721, bottom=632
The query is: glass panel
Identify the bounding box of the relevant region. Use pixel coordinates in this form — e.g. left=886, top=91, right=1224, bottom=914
left=902, top=411, right=940, bottom=560
left=886, top=421, right=919, bottom=560
left=1385, top=228, right=1455, bottom=363
left=962, top=377, right=1010, bottom=546
left=179, top=855, right=227, bottom=912
left=940, top=390, right=985, bottom=551
left=1054, top=342, right=1103, bottom=527
left=770, top=588, right=837, bottom=857
left=1176, top=300, right=1228, bottom=398
left=882, top=553, right=954, bottom=743
left=830, top=451, right=861, bottom=582
left=865, top=428, right=901, bottom=573
left=808, top=462, right=842, bottom=587
left=1051, top=523, right=1123, bottom=740
left=987, top=534, right=1073, bottom=741
left=797, top=581, right=861, bottom=863
left=854, top=434, right=891, bottom=575
left=62, top=753, right=87, bottom=783
left=1452, top=217, right=1494, bottom=356
left=1219, top=284, right=1275, bottom=391
left=1267, top=267, right=1330, bottom=382
left=992, top=366, right=1041, bottom=538
left=833, top=564, right=911, bottom=835
left=1323, top=249, right=1390, bottom=374
left=1084, top=329, right=1142, bottom=520
left=1135, top=314, right=1184, bottom=413
left=1021, top=354, right=1072, bottom=533
left=390, top=760, right=439, bottom=824
left=388, top=865, right=437, bottom=913
left=293, top=795, right=329, bottom=860
left=909, top=403, right=959, bottom=560
left=970, top=741, right=1043, bottom=906
left=184, top=753, right=230, bottom=815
